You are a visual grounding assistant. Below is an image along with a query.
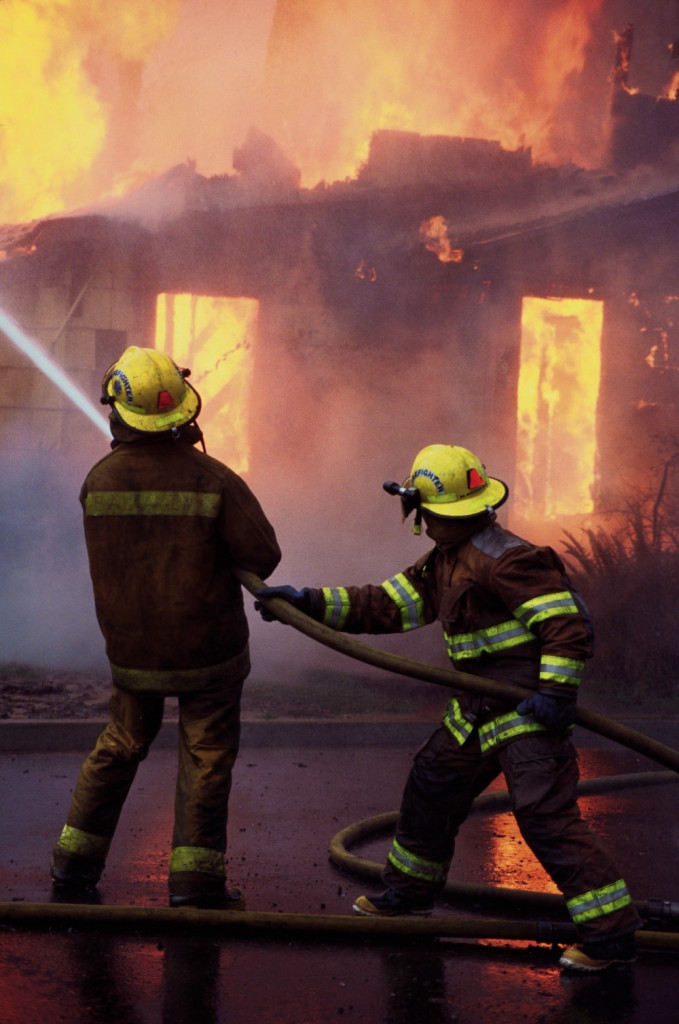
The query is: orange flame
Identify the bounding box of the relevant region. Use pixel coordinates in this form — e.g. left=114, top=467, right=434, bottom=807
left=155, top=294, right=257, bottom=473
left=262, top=0, right=608, bottom=186
left=419, top=217, right=464, bottom=264
left=2, top=0, right=180, bottom=222
left=4, top=1, right=636, bottom=217
left=515, top=296, right=603, bottom=521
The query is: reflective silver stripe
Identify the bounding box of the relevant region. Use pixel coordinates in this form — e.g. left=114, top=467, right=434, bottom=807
left=85, top=490, right=221, bottom=517
left=56, top=825, right=110, bottom=859
left=442, top=697, right=475, bottom=746
left=540, top=655, right=584, bottom=688
left=513, top=591, right=578, bottom=628
left=387, top=839, right=449, bottom=884
left=566, top=880, right=633, bottom=923
left=479, top=711, right=546, bottom=753
left=380, top=574, right=425, bottom=632
left=321, top=587, right=351, bottom=629
left=169, top=846, right=225, bottom=877
left=444, top=619, right=533, bottom=659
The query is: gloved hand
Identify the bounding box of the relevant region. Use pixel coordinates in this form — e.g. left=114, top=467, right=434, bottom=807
left=516, top=693, right=577, bottom=731
left=254, top=586, right=310, bottom=622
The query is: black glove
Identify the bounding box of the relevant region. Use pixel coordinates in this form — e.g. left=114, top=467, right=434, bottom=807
left=516, top=693, right=577, bottom=731
left=254, top=585, right=310, bottom=622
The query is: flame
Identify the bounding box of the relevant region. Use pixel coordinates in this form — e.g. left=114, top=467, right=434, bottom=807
left=262, top=0, right=607, bottom=186
left=515, top=296, right=603, bottom=520
left=419, top=216, right=464, bottom=264
left=4, top=1, right=659, bottom=218
left=155, top=294, right=257, bottom=473
left=1, top=0, right=181, bottom=223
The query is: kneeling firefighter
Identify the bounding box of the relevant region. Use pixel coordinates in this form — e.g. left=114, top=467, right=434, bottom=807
left=256, top=443, right=642, bottom=971
left=51, top=346, right=281, bottom=908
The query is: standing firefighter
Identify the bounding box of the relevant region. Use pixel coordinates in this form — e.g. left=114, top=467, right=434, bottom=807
left=256, top=443, right=642, bottom=971
left=51, top=346, right=281, bottom=909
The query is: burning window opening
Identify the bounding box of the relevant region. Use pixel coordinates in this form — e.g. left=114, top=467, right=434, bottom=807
left=155, top=294, right=257, bottom=474
left=515, top=296, right=603, bottom=521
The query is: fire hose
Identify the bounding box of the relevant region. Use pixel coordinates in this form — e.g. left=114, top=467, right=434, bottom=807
left=235, top=569, right=679, bottom=773
left=1, top=569, right=678, bottom=953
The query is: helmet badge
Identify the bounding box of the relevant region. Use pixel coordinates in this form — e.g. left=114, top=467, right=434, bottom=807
left=157, top=390, right=176, bottom=412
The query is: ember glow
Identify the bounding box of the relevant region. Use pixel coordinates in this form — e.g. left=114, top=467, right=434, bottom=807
left=515, top=296, right=603, bottom=520
left=155, top=294, right=257, bottom=472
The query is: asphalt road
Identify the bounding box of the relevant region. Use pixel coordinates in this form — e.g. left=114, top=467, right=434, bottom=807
left=0, top=726, right=678, bottom=1024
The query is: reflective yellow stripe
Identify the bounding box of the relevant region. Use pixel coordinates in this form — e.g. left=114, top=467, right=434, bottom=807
left=442, top=699, right=550, bottom=753
left=321, top=587, right=351, bottom=629
left=479, top=710, right=547, bottom=753
left=567, top=879, right=633, bottom=923
left=387, top=839, right=449, bottom=884
left=442, top=697, right=475, bottom=746
left=513, top=591, right=579, bottom=628
left=56, top=825, right=110, bottom=859
left=444, top=619, right=533, bottom=659
left=85, top=491, right=221, bottom=517
left=169, top=846, right=225, bottom=877
left=540, top=654, right=584, bottom=688
left=381, top=573, right=425, bottom=631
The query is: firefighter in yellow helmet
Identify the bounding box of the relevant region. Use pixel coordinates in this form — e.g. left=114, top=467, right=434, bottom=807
left=51, top=346, right=281, bottom=909
left=256, top=443, right=642, bottom=971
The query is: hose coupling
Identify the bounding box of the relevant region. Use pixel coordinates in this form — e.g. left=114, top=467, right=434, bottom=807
left=535, top=920, right=577, bottom=946
left=646, top=898, right=679, bottom=927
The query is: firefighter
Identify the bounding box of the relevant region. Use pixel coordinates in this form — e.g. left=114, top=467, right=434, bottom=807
left=51, top=346, right=281, bottom=909
left=256, top=443, right=642, bottom=971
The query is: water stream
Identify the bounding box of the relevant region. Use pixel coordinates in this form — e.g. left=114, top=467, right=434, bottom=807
left=0, top=307, right=110, bottom=437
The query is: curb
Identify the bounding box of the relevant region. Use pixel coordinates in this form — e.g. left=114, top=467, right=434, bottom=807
left=0, top=718, right=439, bottom=753
left=1, top=717, right=678, bottom=753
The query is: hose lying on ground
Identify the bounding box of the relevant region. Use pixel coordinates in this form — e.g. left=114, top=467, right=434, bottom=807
left=328, top=773, right=679, bottom=926
left=0, top=901, right=677, bottom=953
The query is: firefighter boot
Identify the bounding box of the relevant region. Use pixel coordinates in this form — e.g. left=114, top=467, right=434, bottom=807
left=169, top=884, right=245, bottom=910
left=559, top=933, right=636, bottom=972
left=352, top=889, right=434, bottom=917
left=50, top=846, right=104, bottom=897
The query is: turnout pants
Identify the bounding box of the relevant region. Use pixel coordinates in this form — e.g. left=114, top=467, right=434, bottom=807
left=51, top=674, right=244, bottom=901
left=383, top=726, right=642, bottom=942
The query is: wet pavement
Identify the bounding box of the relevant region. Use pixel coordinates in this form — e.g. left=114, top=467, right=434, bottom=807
left=0, top=723, right=678, bottom=1024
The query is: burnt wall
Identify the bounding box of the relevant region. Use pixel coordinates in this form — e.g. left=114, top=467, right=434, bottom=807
left=0, top=217, right=156, bottom=463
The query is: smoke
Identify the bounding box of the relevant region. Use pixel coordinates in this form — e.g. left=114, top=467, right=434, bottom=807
left=0, top=452, right=107, bottom=671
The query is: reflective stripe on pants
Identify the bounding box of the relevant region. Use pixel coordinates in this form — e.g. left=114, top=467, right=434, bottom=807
left=55, top=672, right=244, bottom=895
left=383, top=726, right=642, bottom=941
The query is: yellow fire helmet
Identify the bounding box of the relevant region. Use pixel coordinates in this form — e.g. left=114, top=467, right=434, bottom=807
left=407, top=444, right=508, bottom=519
left=101, top=346, right=201, bottom=433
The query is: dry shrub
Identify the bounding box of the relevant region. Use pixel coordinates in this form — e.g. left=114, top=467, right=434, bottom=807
left=562, top=526, right=679, bottom=708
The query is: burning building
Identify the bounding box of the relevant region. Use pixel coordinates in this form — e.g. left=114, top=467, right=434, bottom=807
left=3, top=4, right=679, bottom=669
left=3, top=118, right=679, bottom=543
